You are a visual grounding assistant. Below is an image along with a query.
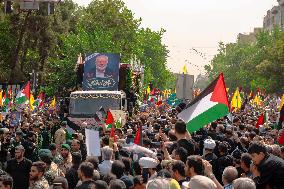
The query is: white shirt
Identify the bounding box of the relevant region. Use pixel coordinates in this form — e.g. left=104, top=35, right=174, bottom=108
left=98, top=160, right=113, bottom=176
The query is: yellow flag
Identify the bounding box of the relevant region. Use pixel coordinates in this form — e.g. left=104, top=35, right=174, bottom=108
left=50, top=96, right=56, bottom=109
left=0, top=89, right=2, bottom=106
left=280, top=94, right=284, bottom=111
left=182, top=64, right=188, bottom=74
left=231, top=88, right=242, bottom=110
left=147, top=86, right=151, bottom=94
left=253, top=95, right=262, bottom=106
left=30, top=93, right=35, bottom=111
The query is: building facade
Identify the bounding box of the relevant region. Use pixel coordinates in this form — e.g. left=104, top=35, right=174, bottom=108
left=263, top=0, right=284, bottom=31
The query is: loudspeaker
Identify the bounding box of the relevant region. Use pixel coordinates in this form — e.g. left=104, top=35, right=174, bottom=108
left=176, top=74, right=194, bottom=101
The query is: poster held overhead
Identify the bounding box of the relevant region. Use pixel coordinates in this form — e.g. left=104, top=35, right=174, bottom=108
left=85, top=129, right=101, bottom=156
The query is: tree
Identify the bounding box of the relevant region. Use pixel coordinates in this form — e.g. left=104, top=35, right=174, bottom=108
left=205, top=28, right=284, bottom=94
left=46, top=0, right=174, bottom=95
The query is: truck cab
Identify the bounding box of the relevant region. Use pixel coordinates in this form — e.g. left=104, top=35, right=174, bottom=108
left=69, top=90, right=127, bottom=117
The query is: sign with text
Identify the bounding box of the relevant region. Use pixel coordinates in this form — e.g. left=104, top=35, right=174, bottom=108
left=83, top=53, right=120, bottom=91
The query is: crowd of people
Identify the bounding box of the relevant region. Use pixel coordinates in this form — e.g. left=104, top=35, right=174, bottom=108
left=0, top=94, right=283, bottom=189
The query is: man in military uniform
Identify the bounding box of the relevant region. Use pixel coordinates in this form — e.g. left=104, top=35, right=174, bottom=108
left=54, top=122, right=67, bottom=149
left=57, top=144, right=72, bottom=175
left=38, top=149, right=64, bottom=186
left=29, top=161, right=49, bottom=189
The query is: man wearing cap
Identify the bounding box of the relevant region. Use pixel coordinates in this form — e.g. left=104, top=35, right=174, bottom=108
left=57, top=144, right=72, bottom=175
left=139, top=157, right=159, bottom=182
left=38, top=149, right=64, bottom=185
left=6, top=145, right=32, bottom=189
left=54, top=122, right=67, bottom=149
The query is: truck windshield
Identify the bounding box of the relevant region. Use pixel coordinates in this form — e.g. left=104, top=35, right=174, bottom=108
left=69, top=96, right=121, bottom=116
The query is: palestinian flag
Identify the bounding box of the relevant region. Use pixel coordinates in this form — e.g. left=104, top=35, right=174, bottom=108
left=33, top=92, right=45, bottom=108
left=15, top=82, right=30, bottom=105
left=106, top=110, right=115, bottom=129
left=2, top=89, right=9, bottom=106
left=177, top=73, right=229, bottom=133
left=2, top=90, right=9, bottom=111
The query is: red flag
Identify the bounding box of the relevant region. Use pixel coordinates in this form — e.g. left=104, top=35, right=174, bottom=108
left=134, top=127, right=141, bottom=145
left=278, top=130, right=284, bottom=145
left=255, top=114, right=264, bottom=128
left=105, top=110, right=114, bottom=125
left=8, top=86, right=13, bottom=99
left=150, top=89, right=155, bottom=95
left=110, top=125, right=116, bottom=142
left=156, top=100, right=162, bottom=106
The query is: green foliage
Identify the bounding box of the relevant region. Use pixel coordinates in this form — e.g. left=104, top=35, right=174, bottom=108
left=206, top=28, right=284, bottom=94
left=46, top=0, right=173, bottom=95
left=0, top=0, right=173, bottom=96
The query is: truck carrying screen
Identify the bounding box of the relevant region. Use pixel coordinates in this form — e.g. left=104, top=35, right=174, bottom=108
left=69, top=91, right=122, bottom=116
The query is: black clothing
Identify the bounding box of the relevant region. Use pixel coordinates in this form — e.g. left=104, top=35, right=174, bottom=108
left=75, top=180, right=96, bottom=189
left=178, top=179, right=187, bottom=187
left=214, top=154, right=234, bottom=184
left=204, top=153, right=218, bottom=175
left=65, top=165, right=79, bottom=189
left=254, top=154, right=284, bottom=189
left=22, top=140, right=37, bottom=162
left=169, top=139, right=195, bottom=156
left=6, top=158, right=32, bottom=189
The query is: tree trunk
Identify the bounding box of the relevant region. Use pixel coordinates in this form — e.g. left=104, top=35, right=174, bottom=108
left=9, top=11, right=31, bottom=83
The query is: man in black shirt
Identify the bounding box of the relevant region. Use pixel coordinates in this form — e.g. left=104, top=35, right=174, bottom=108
left=249, top=141, right=284, bottom=189
left=75, top=162, right=95, bottom=189
left=66, top=152, right=82, bottom=189
left=6, top=145, right=32, bottom=189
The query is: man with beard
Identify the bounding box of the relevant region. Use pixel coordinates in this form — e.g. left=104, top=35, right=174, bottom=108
left=71, top=139, right=87, bottom=161
left=29, top=161, right=49, bottom=189
left=75, top=162, right=95, bottom=189
left=85, top=55, right=114, bottom=79
left=6, top=145, right=32, bottom=189
left=58, top=144, right=72, bottom=175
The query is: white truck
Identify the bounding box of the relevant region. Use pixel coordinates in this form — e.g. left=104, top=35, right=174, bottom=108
left=67, top=90, right=127, bottom=128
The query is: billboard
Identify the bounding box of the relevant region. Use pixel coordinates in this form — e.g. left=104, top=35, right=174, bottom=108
left=176, top=74, right=194, bottom=101
left=83, top=53, right=120, bottom=91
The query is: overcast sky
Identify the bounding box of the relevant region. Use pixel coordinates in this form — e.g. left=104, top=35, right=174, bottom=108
left=73, top=0, right=278, bottom=77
